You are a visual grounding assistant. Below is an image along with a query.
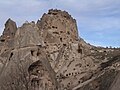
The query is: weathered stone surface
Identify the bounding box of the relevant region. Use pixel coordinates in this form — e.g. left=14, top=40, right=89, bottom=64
left=0, top=18, right=17, bottom=48
left=0, top=18, right=17, bottom=41
left=0, top=9, right=120, bottom=90
left=37, top=9, right=78, bottom=43
left=14, top=23, right=43, bottom=48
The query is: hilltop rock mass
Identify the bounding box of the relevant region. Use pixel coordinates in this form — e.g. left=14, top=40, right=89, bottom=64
left=0, top=9, right=120, bottom=90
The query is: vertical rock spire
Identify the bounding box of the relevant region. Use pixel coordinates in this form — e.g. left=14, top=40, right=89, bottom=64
left=1, top=18, right=17, bottom=41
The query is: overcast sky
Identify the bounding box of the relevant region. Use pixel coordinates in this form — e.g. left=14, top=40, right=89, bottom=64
left=0, top=0, right=120, bottom=47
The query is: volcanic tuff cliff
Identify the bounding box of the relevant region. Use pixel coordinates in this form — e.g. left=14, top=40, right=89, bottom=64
left=0, top=9, right=120, bottom=90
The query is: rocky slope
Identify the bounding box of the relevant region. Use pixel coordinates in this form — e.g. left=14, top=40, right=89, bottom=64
left=0, top=9, right=120, bottom=90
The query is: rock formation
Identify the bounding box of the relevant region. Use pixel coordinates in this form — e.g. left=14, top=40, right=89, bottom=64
left=0, top=9, right=120, bottom=90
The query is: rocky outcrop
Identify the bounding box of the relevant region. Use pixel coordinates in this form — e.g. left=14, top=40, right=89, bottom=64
left=0, top=9, right=120, bottom=90
left=37, top=9, right=78, bottom=43
left=2, top=18, right=17, bottom=39
left=0, top=18, right=17, bottom=48
left=14, top=22, right=43, bottom=48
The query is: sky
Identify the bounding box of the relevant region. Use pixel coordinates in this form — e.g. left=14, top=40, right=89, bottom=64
left=0, top=0, right=120, bottom=47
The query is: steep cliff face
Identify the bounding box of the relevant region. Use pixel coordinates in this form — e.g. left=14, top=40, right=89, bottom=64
left=37, top=9, right=78, bottom=42
left=2, top=18, right=17, bottom=39
left=0, top=9, right=120, bottom=90
left=0, top=18, right=17, bottom=48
